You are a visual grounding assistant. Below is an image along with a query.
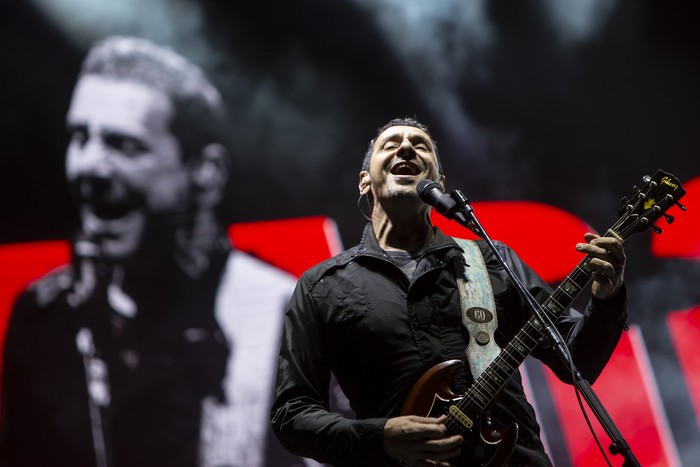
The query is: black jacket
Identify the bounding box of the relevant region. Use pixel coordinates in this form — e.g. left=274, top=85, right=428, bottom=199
left=0, top=247, right=230, bottom=467
left=271, top=224, right=627, bottom=466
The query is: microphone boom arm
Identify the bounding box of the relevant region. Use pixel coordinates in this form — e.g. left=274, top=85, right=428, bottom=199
left=453, top=189, right=639, bottom=466
left=418, top=180, right=640, bottom=467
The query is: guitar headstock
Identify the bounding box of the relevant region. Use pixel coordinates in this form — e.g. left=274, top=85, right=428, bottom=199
left=612, top=170, right=687, bottom=241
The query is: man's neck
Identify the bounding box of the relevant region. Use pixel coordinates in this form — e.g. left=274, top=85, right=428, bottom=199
left=116, top=211, right=225, bottom=282
left=173, top=210, right=227, bottom=278
left=371, top=208, right=434, bottom=253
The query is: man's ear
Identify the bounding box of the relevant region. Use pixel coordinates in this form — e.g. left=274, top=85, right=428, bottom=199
left=193, top=143, right=230, bottom=207
left=358, top=170, right=371, bottom=195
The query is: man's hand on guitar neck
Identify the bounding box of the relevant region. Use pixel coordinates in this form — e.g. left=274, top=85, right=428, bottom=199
left=383, top=415, right=463, bottom=467
left=576, top=232, right=626, bottom=300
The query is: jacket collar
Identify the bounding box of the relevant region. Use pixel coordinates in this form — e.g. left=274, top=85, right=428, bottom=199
left=355, top=222, right=462, bottom=259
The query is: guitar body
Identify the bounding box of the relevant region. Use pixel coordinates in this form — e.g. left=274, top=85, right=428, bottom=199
left=401, top=360, right=518, bottom=467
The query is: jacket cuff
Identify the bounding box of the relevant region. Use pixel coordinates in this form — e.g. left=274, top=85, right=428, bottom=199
left=591, top=282, right=628, bottom=326
left=361, top=418, right=391, bottom=464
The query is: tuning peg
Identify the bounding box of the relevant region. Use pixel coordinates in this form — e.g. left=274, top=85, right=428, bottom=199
left=652, top=225, right=663, bottom=234
left=664, top=214, right=675, bottom=224
left=675, top=201, right=687, bottom=211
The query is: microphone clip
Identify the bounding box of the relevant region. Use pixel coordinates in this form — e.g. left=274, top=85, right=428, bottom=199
left=448, top=190, right=484, bottom=238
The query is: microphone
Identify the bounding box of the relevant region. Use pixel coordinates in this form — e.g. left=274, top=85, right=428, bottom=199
left=416, top=179, right=459, bottom=219
left=417, top=179, right=481, bottom=235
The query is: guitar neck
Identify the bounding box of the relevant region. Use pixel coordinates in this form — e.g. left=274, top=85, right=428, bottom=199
left=459, top=254, right=596, bottom=414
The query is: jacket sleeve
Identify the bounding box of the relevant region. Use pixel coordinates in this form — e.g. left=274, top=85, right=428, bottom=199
left=270, top=275, right=388, bottom=466
left=551, top=285, right=627, bottom=383
left=499, top=242, right=628, bottom=384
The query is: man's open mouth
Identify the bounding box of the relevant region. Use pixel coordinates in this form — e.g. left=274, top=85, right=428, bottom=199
left=79, top=184, right=144, bottom=238
left=88, top=201, right=136, bottom=220
left=390, top=161, right=421, bottom=176
left=75, top=176, right=145, bottom=222
left=82, top=206, right=142, bottom=238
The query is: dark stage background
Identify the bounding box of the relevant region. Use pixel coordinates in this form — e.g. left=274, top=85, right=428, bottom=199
left=1, top=1, right=699, bottom=466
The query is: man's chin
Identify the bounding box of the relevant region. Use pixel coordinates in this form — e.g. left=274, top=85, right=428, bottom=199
left=81, top=210, right=146, bottom=262
left=388, top=184, right=421, bottom=200
left=79, top=208, right=189, bottom=270
left=97, top=238, right=141, bottom=262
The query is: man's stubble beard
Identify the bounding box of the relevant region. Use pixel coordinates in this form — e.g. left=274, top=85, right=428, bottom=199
left=88, top=206, right=195, bottom=281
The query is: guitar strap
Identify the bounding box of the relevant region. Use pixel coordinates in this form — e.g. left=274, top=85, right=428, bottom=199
left=453, top=238, right=501, bottom=380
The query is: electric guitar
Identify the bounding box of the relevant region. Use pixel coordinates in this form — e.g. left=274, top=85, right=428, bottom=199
left=400, top=170, right=687, bottom=466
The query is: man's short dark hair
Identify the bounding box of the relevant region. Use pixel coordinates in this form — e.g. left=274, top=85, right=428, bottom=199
left=361, top=116, right=442, bottom=174
left=80, top=36, right=227, bottom=163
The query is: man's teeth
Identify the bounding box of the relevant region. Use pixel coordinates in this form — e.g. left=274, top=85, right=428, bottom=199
left=392, top=164, right=418, bottom=175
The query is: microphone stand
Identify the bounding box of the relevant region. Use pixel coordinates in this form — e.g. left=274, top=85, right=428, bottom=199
left=446, top=189, right=641, bottom=467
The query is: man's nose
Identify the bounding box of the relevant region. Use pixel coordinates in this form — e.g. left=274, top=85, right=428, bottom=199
left=396, top=138, right=416, bottom=158
left=69, top=138, right=118, bottom=199
left=74, top=137, right=113, bottom=177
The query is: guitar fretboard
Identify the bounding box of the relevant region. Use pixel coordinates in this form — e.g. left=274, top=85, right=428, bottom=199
left=451, top=255, right=596, bottom=423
